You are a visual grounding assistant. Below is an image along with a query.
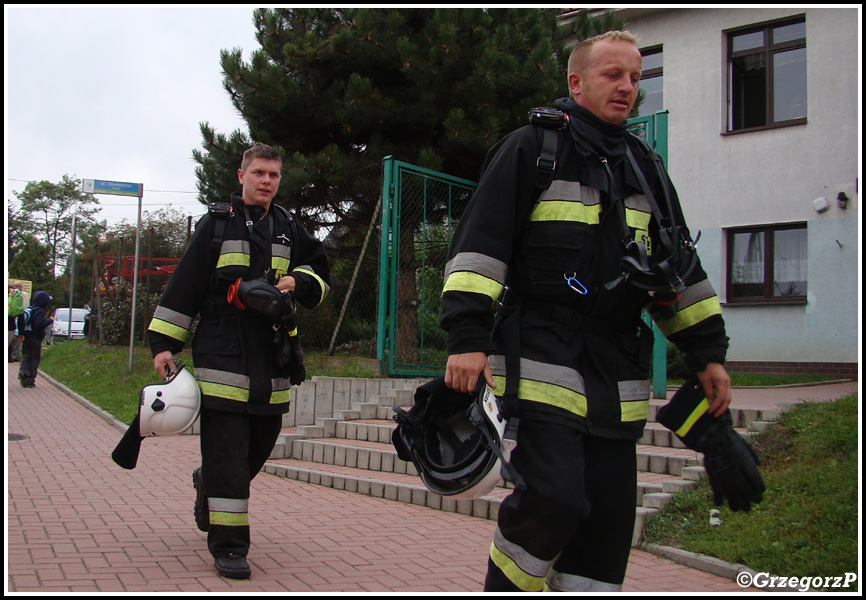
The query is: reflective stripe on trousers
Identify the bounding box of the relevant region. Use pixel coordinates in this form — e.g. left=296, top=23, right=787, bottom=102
left=484, top=421, right=636, bottom=592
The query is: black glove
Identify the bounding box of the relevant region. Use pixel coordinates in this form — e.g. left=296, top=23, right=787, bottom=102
left=227, top=278, right=292, bottom=322
left=657, top=377, right=765, bottom=512
left=273, top=311, right=306, bottom=385
left=692, top=411, right=765, bottom=511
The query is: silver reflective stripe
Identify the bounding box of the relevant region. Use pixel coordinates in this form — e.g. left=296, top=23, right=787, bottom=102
left=489, top=355, right=586, bottom=395
left=546, top=569, right=623, bottom=592
left=221, top=240, right=249, bottom=255
left=195, top=368, right=250, bottom=388
left=208, top=497, right=248, bottom=513
left=677, top=278, right=717, bottom=309
left=271, top=377, right=294, bottom=392
left=623, top=193, right=651, bottom=213
left=444, top=252, right=508, bottom=284
left=151, top=306, right=194, bottom=329
left=618, top=379, right=651, bottom=402
left=271, top=244, right=291, bottom=260
left=493, top=527, right=555, bottom=578
left=539, top=180, right=598, bottom=205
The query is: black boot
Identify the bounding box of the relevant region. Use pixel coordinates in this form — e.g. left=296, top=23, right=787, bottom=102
left=193, top=467, right=209, bottom=532
left=215, top=553, right=251, bottom=579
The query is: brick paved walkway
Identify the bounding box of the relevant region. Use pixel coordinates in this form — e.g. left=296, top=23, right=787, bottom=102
left=11, top=361, right=854, bottom=593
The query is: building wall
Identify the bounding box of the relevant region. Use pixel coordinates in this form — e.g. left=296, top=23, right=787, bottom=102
left=621, top=7, right=859, bottom=375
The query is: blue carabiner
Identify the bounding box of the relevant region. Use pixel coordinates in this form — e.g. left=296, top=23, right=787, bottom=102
left=564, top=273, right=588, bottom=295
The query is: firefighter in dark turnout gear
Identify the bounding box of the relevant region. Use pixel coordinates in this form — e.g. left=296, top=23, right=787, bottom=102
left=441, top=32, right=732, bottom=592
left=148, top=143, right=330, bottom=579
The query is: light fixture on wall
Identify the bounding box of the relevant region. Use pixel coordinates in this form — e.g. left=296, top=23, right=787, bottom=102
left=812, top=196, right=830, bottom=213
left=837, top=192, right=849, bottom=209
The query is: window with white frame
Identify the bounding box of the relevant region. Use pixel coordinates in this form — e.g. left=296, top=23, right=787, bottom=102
left=726, top=16, right=807, bottom=132
left=727, top=223, right=807, bottom=303
left=638, top=46, right=663, bottom=117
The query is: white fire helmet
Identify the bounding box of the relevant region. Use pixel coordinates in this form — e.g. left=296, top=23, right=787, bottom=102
left=138, top=361, right=201, bottom=436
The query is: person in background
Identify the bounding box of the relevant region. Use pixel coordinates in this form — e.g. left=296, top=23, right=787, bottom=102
left=8, top=281, right=30, bottom=362
left=17, top=290, right=53, bottom=388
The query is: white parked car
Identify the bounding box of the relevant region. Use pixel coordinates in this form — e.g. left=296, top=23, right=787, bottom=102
left=49, top=307, right=90, bottom=343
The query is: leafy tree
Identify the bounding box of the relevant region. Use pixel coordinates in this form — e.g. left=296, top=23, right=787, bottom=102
left=8, top=234, right=55, bottom=297
left=10, top=175, right=101, bottom=280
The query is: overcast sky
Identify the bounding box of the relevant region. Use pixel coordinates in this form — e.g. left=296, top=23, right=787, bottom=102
left=5, top=4, right=262, bottom=229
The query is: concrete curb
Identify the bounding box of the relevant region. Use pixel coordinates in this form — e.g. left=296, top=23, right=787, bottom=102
left=38, top=369, right=129, bottom=433
left=641, top=542, right=749, bottom=581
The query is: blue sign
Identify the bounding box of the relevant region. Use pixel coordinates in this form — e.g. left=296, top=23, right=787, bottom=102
left=82, top=179, right=142, bottom=197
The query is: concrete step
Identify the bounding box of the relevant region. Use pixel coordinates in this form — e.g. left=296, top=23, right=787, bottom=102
left=263, top=457, right=506, bottom=521
left=270, top=425, right=703, bottom=507
left=262, top=377, right=787, bottom=548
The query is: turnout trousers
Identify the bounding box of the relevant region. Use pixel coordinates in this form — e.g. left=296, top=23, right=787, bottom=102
left=484, top=418, right=637, bottom=592
left=199, top=407, right=282, bottom=559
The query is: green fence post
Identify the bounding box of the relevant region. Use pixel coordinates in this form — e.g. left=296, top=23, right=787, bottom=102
left=376, top=157, right=394, bottom=373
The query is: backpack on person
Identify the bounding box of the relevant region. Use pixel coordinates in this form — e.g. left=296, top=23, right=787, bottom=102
left=8, top=290, right=25, bottom=317
left=20, top=307, right=33, bottom=333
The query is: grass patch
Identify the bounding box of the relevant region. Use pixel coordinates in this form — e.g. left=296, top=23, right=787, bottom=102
left=643, top=394, right=859, bottom=587
left=39, top=342, right=159, bottom=424
left=667, top=373, right=837, bottom=388
left=38, top=341, right=380, bottom=424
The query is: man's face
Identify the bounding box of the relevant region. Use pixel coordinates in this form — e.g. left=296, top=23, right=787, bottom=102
left=238, top=157, right=282, bottom=208
left=569, top=39, right=642, bottom=125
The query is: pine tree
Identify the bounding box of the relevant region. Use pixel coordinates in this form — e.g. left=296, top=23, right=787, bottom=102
left=193, top=8, right=625, bottom=359
left=193, top=8, right=624, bottom=230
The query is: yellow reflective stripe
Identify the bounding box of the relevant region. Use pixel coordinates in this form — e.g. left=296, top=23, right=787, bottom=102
left=270, top=388, right=292, bottom=405
left=147, top=318, right=189, bottom=343
left=530, top=201, right=601, bottom=224
left=624, top=206, right=651, bottom=231
left=621, top=399, right=650, bottom=422
left=657, top=296, right=722, bottom=336
left=272, top=255, right=290, bottom=273
left=493, top=376, right=588, bottom=418
left=208, top=497, right=248, bottom=526
left=217, top=253, right=250, bottom=269
left=489, top=542, right=545, bottom=592
left=288, top=327, right=298, bottom=337
left=293, top=267, right=328, bottom=305
left=442, top=271, right=503, bottom=302
left=199, top=381, right=249, bottom=403
left=675, top=398, right=710, bottom=437
left=209, top=511, right=249, bottom=527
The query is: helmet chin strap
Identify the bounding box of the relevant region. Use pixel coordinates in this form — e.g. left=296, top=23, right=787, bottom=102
left=467, top=398, right=525, bottom=490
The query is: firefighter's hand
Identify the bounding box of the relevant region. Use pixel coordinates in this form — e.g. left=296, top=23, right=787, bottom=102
left=153, top=351, right=175, bottom=381
left=445, top=352, right=496, bottom=394
left=698, top=362, right=731, bottom=417
left=276, top=275, right=296, bottom=293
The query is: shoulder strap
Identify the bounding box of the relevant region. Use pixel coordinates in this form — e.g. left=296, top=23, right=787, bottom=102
left=271, top=204, right=298, bottom=270
left=528, top=107, right=568, bottom=191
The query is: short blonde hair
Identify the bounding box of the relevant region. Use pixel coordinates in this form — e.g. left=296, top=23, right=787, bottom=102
left=568, top=30, right=641, bottom=78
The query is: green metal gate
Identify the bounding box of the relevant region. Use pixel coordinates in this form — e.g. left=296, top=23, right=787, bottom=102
left=376, top=157, right=477, bottom=377
left=626, top=111, right=670, bottom=398
left=377, top=111, right=670, bottom=395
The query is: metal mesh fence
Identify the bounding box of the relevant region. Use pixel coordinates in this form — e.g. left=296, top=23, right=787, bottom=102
left=297, top=163, right=383, bottom=355
left=385, top=161, right=476, bottom=376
